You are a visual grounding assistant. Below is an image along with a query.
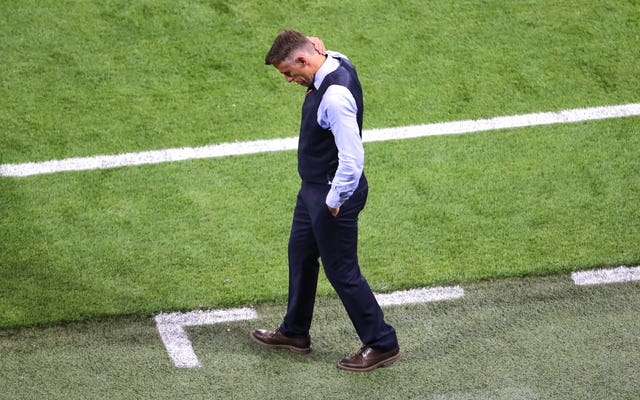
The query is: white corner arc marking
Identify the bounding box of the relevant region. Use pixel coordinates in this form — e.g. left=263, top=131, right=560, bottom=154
left=571, top=265, right=640, bottom=286
left=2, top=103, right=639, bottom=177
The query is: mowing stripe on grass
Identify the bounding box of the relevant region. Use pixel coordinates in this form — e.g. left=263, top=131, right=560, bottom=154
left=155, top=286, right=464, bottom=368
left=2, top=103, right=639, bottom=177
left=571, top=265, right=640, bottom=286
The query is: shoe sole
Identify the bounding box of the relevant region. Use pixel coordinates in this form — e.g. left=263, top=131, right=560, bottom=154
left=249, top=331, right=312, bottom=354
left=337, top=351, right=401, bottom=372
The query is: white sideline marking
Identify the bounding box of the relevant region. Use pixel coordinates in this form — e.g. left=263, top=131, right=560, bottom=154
left=2, top=103, right=639, bottom=177
left=155, top=307, right=257, bottom=368
left=571, top=265, right=640, bottom=286
left=375, top=285, right=464, bottom=306
left=365, top=103, right=640, bottom=142
left=155, top=285, right=464, bottom=368
left=0, top=137, right=298, bottom=178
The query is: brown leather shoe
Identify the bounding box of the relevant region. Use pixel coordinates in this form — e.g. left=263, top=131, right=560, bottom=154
left=337, top=345, right=400, bottom=372
left=250, top=329, right=311, bottom=354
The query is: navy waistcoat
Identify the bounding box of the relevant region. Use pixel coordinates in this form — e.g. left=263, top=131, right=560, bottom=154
left=297, top=56, right=364, bottom=184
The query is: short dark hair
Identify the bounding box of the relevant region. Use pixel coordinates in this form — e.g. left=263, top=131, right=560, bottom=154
left=265, top=29, right=312, bottom=66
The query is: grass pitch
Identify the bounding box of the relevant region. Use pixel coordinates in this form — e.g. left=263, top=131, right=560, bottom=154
left=1, top=1, right=639, bottom=329
left=1, top=274, right=639, bottom=399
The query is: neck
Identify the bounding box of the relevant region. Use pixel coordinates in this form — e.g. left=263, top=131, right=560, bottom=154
left=307, top=53, right=328, bottom=77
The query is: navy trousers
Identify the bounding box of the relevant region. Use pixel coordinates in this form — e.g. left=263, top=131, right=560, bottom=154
left=279, top=176, right=398, bottom=350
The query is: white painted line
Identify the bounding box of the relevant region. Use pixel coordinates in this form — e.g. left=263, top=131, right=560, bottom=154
left=2, top=103, right=639, bottom=177
left=154, top=285, right=464, bottom=368
left=155, top=321, right=201, bottom=368
left=364, top=103, right=640, bottom=142
left=155, top=307, right=257, bottom=368
left=154, top=307, right=258, bottom=327
left=571, top=265, right=640, bottom=286
left=375, top=286, right=464, bottom=306
left=0, top=137, right=298, bottom=178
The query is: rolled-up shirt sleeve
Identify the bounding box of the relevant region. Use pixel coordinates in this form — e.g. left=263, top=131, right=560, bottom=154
left=317, top=85, right=364, bottom=208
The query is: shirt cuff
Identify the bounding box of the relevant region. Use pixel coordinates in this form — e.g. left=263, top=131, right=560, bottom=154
left=325, top=186, right=343, bottom=209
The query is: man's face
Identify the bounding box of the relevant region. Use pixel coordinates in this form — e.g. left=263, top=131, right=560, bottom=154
left=275, top=56, right=313, bottom=87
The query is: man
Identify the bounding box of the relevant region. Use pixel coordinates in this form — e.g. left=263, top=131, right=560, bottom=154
left=250, top=30, right=399, bottom=372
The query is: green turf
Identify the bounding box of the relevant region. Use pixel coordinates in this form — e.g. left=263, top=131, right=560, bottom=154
left=1, top=275, right=639, bottom=399
left=1, top=0, right=638, bottom=163
left=1, top=0, right=640, bottom=328
left=1, top=118, right=639, bottom=328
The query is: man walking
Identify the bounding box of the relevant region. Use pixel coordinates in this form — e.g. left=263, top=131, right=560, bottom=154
left=250, top=30, right=399, bottom=372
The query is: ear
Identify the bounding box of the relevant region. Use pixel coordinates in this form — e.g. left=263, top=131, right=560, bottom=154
left=295, top=55, right=308, bottom=66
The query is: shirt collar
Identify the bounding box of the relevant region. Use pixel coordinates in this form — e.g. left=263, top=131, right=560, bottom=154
left=312, top=55, right=340, bottom=91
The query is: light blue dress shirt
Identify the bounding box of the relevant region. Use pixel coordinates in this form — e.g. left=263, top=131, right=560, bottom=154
left=312, top=51, right=365, bottom=209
